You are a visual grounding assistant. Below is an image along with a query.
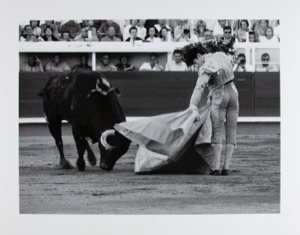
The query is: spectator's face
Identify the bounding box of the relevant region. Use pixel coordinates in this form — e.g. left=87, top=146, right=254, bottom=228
left=159, top=20, right=166, bottom=26
left=88, top=20, right=94, bottom=26
left=261, top=55, right=270, bottom=66
left=131, top=20, right=139, bottom=26
left=180, top=20, right=186, bottom=26
left=149, top=55, right=157, bottom=65
left=31, top=21, right=38, bottom=28
left=149, top=27, right=155, bottom=37
left=45, top=20, right=52, bottom=25
left=80, top=56, right=88, bottom=65
left=25, top=26, right=33, bottom=36
left=174, top=53, right=182, bottom=63
left=218, top=20, right=226, bottom=28
left=204, top=31, right=212, bottom=41
left=249, top=34, right=255, bottom=42
left=260, top=20, right=267, bottom=28
left=198, top=24, right=205, bottom=32
left=265, top=28, right=273, bottom=38
left=107, top=27, right=115, bottom=37
left=62, top=32, right=70, bottom=40
left=237, top=56, right=245, bottom=64
left=241, top=21, right=248, bottom=30
left=107, top=20, right=113, bottom=25
left=53, top=55, right=61, bottom=64
left=161, top=29, right=168, bottom=37
left=130, top=29, right=137, bottom=38
left=45, top=28, right=52, bottom=36
left=81, top=29, right=88, bottom=38
left=28, top=55, right=36, bottom=65
left=224, top=29, right=232, bottom=39
left=121, top=56, right=128, bottom=65
left=102, top=55, right=110, bottom=65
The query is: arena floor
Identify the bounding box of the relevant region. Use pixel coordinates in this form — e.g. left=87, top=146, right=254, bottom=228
left=19, top=134, right=280, bottom=214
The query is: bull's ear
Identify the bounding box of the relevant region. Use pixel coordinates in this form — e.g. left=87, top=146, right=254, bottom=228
left=114, top=88, right=121, bottom=97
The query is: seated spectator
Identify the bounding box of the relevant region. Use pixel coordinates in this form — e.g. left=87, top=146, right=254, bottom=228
left=20, top=54, right=44, bottom=72
left=174, top=25, right=198, bottom=42
left=154, top=19, right=172, bottom=34
left=233, top=53, right=253, bottom=72
left=221, top=26, right=238, bottom=44
left=40, top=20, right=59, bottom=38
left=259, top=27, right=279, bottom=43
left=203, top=29, right=213, bottom=42
left=255, top=53, right=279, bottom=72
left=248, top=31, right=256, bottom=42
left=101, top=26, right=121, bottom=41
left=19, top=25, right=38, bottom=42
left=115, top=55, right=135, bottom=71
left=174, top=19, right=190, bottom=39
left=144, top=20, right=159, bottom=34
left=253, top=20, right=268, bottom=42
left=125, top=27, right=144, bottom=42
left=37, top=27, right=59, bottom=41
left=236, top=20, right=249, bottom=42
left=45, top=54, right=71, bottom=72
left=123, top=19, right=145, bottom=41
left=30, top=20, right=41, bottom=36
left=145, top=26, right=161, bottom=43
left=59, top=31, right=73, bottom=42
left=98, top=20, right=122, bottom=40
left=194, top=20, right=206, bottom=42
left=71, top=55, right=92, bottom=70
left=60, top=20, right=82, bottom=39
left=165, top=49, right=188, bottom=71
left=139, top=53, right=164, bottom=71
left=160, top=27, right=173, bottom=42
left=213, top=19, right=227, bottom=39
left=74, top=28, right=99, bottom=42
left=96, top=54, right=117, bottom=71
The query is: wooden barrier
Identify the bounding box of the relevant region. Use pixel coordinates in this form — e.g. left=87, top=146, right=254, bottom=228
left=19, top=71, right=280, bottom=117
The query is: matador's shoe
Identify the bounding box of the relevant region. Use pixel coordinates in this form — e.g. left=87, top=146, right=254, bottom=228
left=209, top=169, right=220, bottom=175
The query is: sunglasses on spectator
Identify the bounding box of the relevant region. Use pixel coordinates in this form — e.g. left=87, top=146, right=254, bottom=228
left=103, top=57, right=109, bottom=60
left=262, top=58, right=270, bottom=61
left=224, top=31, right=231, bottom=34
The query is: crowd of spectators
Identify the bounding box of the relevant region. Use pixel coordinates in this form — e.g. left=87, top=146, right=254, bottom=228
left=19, top=19, right=280, bottom=43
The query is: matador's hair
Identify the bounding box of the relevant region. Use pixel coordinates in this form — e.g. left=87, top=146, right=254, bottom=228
left=182, top=38, right=236, bottom=67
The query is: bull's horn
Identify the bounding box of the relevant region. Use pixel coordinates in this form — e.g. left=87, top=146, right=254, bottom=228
left=100, top=130, right=118, bottom=150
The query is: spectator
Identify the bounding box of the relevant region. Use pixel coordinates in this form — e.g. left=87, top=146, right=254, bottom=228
left=259, top=27, right=279, bottom=43
left=20, top=54, right=44, bottom=72
left=194, top=20, right=206, bottom=42
left=136, top=20, right=147, bottom=40
left=233, top=53, right=253, bottom=72
left=98, top=20, right=122, bottom=40
left=45, top=54, right=71, bottom=72
left=139, top=53, right=164, bottom=71
left=273, top=20, right=280, bottom=41
left=174, top=25, right=198, bottom=42
left=74, top=28, right=99, bottom=42
left=40, top=20, right=59, bottom=38
left=145, top=26, right=161, bottom=43
left=71, top=55, right=92, bottom=70
left=19, top=25, right=38, bottom=42
left=125, top=27, right=144, bottom=42
left=236, top=20, right=249, bottom=42
left=144, top=20, right=159, bottom=34
left=254, top=20, right=268, bottom=42
left=213, top=19, right=227, bottom=39
left=222, top=26, right=238, bottom=44
left=154, top=19, right=172, bottom=34
left=60, top=20, right=82, bottom=39
left=101, top=26, right=121, bottom=41
left=174, top=19, right=190, bottom=39
left=30, top=20, right=41, bottom=36
left=59, top=31, right=73, bottom=42
left=96, top=54, right=117, bottom=71
left=255, top=53, right=279, bottom=72
left=165, top=49, right=188, bottom=71
left=115, top=55, right=135, bottom=71
left=38, top=27, right=59, bottom=41
left=248, top=31, right=256, bottom=42
left=160, top=27, right=173, bottom=42
left=123, top=19, right=145, bottom=41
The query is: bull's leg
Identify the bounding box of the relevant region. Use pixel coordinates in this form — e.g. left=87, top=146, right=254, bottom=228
left=85, top=140, right=96, bottom=166
left=72, top=122, right=86, bottom=171
left=48, top=119, right=73, bottom=169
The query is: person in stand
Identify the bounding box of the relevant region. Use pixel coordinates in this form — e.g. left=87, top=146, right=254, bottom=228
left=115, top=55, right=135, bottom=71
left=233, top=53, right=253, bottom=72
left=38, top=27, right=59, bottom=41
left=259, top=27, right=279, bottom=43
left=125, top=26, right=144, bottom=42
left=20, top=54, right=44, bottom=72
left=144, top=26, right=161, bottom=43
left=255, top=53, right=279, bottom=72
left=165, top=49, right=188, bottom=71
left=71, top=55, right=92, bottom=70
left=45, top=54, right=71, bottom=72
left=101, top=26, right=121, bottom=42
left=19, top=25, right=38, bottom=42
left=139, top=53, right=164, bottom=71
left=96, top=54, right=117, bottom=71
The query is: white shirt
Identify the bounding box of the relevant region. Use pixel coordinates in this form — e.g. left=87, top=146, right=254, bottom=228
left=233, top=63, right=254, bottom=72
left=260, top=36, right=279, bottom=43
left=213, top=23, right=224, bottom=37
left=165, top=60, right=188, bottom=71
left=139, top=62, right=163, bottom=71
left=145, top=37, right=162, bottom=43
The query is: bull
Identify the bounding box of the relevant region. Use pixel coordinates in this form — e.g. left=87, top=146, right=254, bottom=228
left=37, top=70, right=131, bottom=171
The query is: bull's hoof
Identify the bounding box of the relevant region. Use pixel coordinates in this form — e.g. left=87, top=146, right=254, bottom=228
left=76, top=159, right=86, bottom=171
left=59, top=160, right=74, bottom=169
left=100, top=162, right=114, bottom=171
left=87, top=154, right=97, bottom=166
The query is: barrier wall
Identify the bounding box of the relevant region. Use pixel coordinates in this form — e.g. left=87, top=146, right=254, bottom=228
left=19, top=71, right=280, bottom=118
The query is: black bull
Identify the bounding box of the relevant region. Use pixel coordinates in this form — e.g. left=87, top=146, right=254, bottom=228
left=38, top=70, right=131, bottom=171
